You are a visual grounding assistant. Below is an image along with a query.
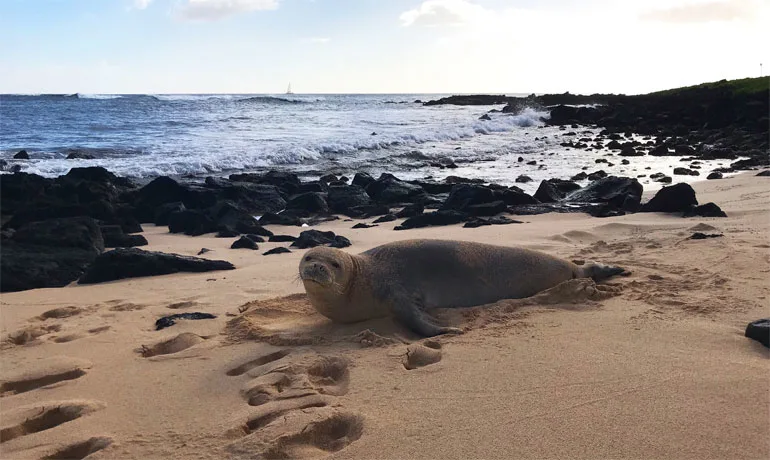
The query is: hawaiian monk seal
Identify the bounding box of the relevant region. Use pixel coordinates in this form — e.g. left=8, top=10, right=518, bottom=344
left=299, top=239, right=624, bottom=337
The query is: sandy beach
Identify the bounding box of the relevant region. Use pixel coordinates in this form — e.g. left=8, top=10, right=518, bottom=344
left=1, top=172, right=768, bottom=460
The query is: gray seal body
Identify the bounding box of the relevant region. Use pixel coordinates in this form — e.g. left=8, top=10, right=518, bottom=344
left=299, top=239, right=624, bottom=337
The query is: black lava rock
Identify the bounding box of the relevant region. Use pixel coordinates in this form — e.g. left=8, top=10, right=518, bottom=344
left=373, top=214, right=398, bottom=223
left=745, top=319, right=770, bottom=348
left=1, top=217, right=105, bottom=292
left=641, top=183, right=697, bottom=213
left=101, top=225, right=148, bottom=248
left=168, top=210, right=217, bottom=236
left=155, top=312, right=216, bottom=330
left=269, top=234, right=297, bottom=242
left=683, top=202, right=727, bottom=218
left=258, top=212, right=301, bottom=226
left=79, top=248, right=234, bottom=284
left=231, top=236, right=259, bottom=250
left=463, top=216, right=523, bottom=228
left=396, top=203, right=424, bottom=218
left=263, top=247, right=292, bottom=256
left=689, top=232, right=723, bottom=240
left=395, top=210, right=467, bottom=230
left=290, top=230, right=339, bottom=249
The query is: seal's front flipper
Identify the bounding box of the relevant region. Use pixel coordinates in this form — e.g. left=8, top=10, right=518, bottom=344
left=582, top=262, right=627, bottom=282
left=389, top=292, right=462, bottom=337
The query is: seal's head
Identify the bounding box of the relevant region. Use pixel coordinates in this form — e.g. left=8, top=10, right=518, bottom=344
left=300, top=247, right=369, bottom=322
left=299, top=247, right=353, bottom=288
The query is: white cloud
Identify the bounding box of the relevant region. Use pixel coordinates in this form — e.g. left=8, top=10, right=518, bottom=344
left=399, top=0, right=488, bottom=27
left=176, top=0, right=280, bottom=21
left=640, top=0, right=761, bottom=23
left=133, top=0, right=153, bottom=9
left=307, top=37, right=331, bottom=43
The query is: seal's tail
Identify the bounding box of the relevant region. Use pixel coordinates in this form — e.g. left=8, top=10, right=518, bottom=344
left=581, top=262, right=627, bottom=282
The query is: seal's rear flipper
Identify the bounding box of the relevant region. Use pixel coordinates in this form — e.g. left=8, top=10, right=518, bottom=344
left=386, top=290, right=462, bottom=337
left=582, top=262, right=627, bottom=282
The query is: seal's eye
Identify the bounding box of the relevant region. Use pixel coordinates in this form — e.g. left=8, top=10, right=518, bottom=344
left=304, top=256, right=311, bottom=262
left=331, top=261, right=340, bottom=269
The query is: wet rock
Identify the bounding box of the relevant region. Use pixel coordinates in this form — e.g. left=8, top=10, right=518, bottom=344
left=285, top=192, right=329, bottom=214
left=441, top=185, right=495, bottom=211
left=497, top=189, right=539, bottom=206
left=1, top=217, right=105, bottom=292
left=641, top=183, right=697, bottom=213
left=683, top=203, right=727, bottom=218
left=215, top=228, right=240, bottom=238
left=330, top=235, right=352, bottom=248
left=327, top=185, right=372, bottom=214
left=745, top=319, right=770, bottom=348
left=263, top=247, right=292, bottom=256
left=155, top=312, right=216, bottom=330
left=674, top=167, right=699, bottom=176
left=168, top=210, right=216, bottom=236
left=258, top=212, right=301, bottom=226
left=674, top=145, right=696, bottom=155
left=79, top=248, right=234, bottom=284
left=231, top=235, right=259, bottom=250
left=345, top=204, right=390, bottom=218
left=757, top=170, right=770, bottom=177
left=689, top=232, right=723, bottom=240
left=269, top=234, right=297, bottom=243
left=365, top=174, right=426, bottom=204
left=13, top=150, right=29, bottom=159
left=570, top=172, right=588, bottom=181
left=396, top=203, right=424, bottom=218
left=465, top=200, right=507, bottom=217
left=587, top=170, right=608, bottom=181
left=463, top=216, right=523, bottom=228
left=100, top=225, right=148, bottom=248
left=133, top=176, right=193, bottom=221
left=351, top=172, right=375, bottom=189
left=619, top=145, right=643, bottom=156
left=230, top=170, right=301, bottom=196
left=533, top=181, right=562, bottom=203
left=352, top=223, right=377, bottom=229
left=373, top=214, right=398, bottom=223
left=66, top=151, right=96, bottom=160
left=153, top=202, right=186, bottom=226
left=290, top=230, right=350, bottom=249
left=479, top=113, right=491, bottom=120
left=515, top=175, right=533, bottom=183
left=218, top=182, right=286, bottom=215
left=649, top=145, right=672, bottom=156
left=565, top=176, right=643, bottom=211
left=395, top=210, right=467, bottom=230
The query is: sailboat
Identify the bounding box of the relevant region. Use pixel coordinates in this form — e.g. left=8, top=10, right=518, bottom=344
left=286, top=83, right=294, bottom=95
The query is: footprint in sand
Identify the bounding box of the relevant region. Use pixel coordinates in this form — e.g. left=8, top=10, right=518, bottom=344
left=403, top=340, right=443, bottom=370
left=38, top=307, right=84, bottom=320
left=0, top=400, right=105, bottom=444
left=51, top=326, right=112, bottom=344
left=167, top=301, right=197, bottom=310
left=109, top=302, right=145, bottom=312
left=43, top=436, right=113, bottom=460
left=138, top=332, right=206, bottom=358
left=225, top=349, right=362, bottom=458
left=1, top=357, right=91, bottom=397
left=3, top=324, right=63, bottom=347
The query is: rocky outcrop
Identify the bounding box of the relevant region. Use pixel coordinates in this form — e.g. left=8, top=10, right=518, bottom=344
left=1, top=217, right=105, bottom=292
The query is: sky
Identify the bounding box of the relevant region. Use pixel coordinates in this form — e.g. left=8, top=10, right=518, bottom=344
left=0, top=0, right=768, bottom=94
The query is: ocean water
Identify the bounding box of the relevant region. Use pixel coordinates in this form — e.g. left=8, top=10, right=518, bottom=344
left=0, top=93, right=737, bottom=193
